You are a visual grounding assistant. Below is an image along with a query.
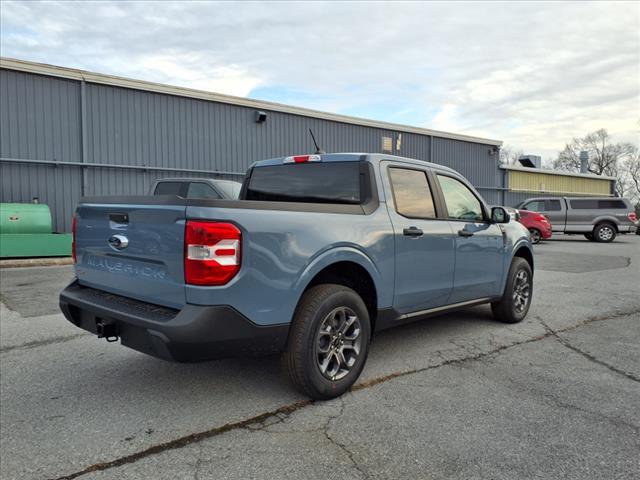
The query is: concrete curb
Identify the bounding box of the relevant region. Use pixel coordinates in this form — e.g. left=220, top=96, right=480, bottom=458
left=0, top=257, right=73, bottom=268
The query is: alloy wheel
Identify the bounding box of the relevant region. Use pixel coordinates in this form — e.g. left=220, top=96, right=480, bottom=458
left=315, top=306, right=362, bottom=381
left=529, top=229, right=541, bottom=244
left=598, top=226, right=614, bottom=241
left=512, top=270, right=531, bottom=314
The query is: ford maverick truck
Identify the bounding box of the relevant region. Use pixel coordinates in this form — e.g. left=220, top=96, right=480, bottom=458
left=60, top=153, right=534, bottom=399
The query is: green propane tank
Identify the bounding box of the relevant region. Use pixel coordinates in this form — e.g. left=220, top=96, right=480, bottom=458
left=0, top=203, right=53, bottom=234
left=0, top=203, right=72, bottom=258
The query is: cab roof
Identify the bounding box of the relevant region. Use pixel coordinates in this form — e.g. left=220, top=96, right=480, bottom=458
left=251, top=153, right=458, bottom=175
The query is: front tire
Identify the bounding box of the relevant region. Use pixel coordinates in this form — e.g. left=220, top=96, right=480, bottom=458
left=584, top=233, right=594, bottom=241
left=528, top=228, right=541, bottom=244
left=593, top=223, right=616, bottom=243
left=282, top=284, right=371, bottom=400
left=491, top=257, right=533, bottom=324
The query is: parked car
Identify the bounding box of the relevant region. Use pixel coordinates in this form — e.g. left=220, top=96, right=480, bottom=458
left=502, top=206, right=521, bottom=222
left=151, top=178, right=242, bottom=199
left=518, top=209, right=552, bottom=244
left=516, top=197, right=637, bottom=242
left=60, top=153, right=534, bottom=399
left=496, top=207, right=550, bottom=244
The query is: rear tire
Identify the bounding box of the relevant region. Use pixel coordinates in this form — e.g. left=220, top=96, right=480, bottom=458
left=528, top=228, right=541, bottom=244
left=584, top=233, right=594, bottom=241
left=491, top=257, right=533, bottom=324
left=282, top=284, right=371, bottom=400
left=593, top=223, right=616, bottom=243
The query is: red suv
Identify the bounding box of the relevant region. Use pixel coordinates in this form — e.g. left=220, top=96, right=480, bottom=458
left=518, top=209, right=552, bottom=244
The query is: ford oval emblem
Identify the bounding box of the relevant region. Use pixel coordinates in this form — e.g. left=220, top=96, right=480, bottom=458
left=108, top=234, right=129, bottom=251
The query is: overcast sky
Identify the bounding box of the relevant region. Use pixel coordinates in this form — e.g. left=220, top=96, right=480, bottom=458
left=1, top=1, right=639, bottom=159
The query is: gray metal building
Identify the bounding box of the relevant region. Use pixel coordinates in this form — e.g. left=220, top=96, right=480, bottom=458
left=2, top=57, right=508, bottom=232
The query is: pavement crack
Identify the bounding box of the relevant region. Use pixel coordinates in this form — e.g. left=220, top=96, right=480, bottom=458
left=539, top=390, right=640, bottom=432
left=48, top=400, right=312, bottom=480
left=556, top=337, right=640, bottom=382
left=322, top=397, right=370, bottom=479
left=537, top=317, right=640, bottom=383
left=50, top=308, right=640, bottom=480
left=0, top=333, right=87, bottom=354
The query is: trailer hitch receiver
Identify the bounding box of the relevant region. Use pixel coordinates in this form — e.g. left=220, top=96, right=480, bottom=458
left=96, top=321, right=119, bottom=342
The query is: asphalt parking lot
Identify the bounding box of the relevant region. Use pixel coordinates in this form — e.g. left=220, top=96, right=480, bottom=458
left=1, top=235, right=639, bottom=480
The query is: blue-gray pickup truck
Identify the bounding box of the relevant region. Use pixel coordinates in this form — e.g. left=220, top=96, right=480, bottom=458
left=60, top=153, right=534, bottom=399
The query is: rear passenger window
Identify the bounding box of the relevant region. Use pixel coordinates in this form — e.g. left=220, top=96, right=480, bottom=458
left=187, top=183, right=221, bottom=199
left=570, top=199, right=599, bottom=209
left=437, top=175, right=484, bottom=222
left=389, top=168, right=436, bottom=218
left=546, top=200, right=562, bottom=211
left=154, top=182, right=184, bottom=196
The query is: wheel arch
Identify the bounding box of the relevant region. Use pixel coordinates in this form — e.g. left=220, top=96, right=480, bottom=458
left=293, top=248, right=381, bottom=331
left=513, top=242, right=534, bottom=273
left=593, top=218, right=618, bottom=232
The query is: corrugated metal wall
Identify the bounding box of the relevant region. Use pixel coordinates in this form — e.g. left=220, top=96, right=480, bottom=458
left=1, top=68, right=502, bottom=232
left=433, top=138, right=503, bottom=205
left=0, top=69, right=84, bottom=231
left=507, top=170, right=611, bottom=197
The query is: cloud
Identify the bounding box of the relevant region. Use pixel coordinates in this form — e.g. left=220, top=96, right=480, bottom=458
left=139, top=55, right=261, bottom=97
left=1, top=0, right=638, bottom=159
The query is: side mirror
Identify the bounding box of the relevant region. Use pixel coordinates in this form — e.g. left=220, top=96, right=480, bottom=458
left=491, top=206, right=510, bottom=224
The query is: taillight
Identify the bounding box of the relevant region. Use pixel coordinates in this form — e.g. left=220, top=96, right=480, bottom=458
left=184, top=221, right=241, bottom=285
left=71, top=214, right=77, bottom=264
left=629, top=212, right=637, bottom=222
left=283, top=154, right=321, bottom=163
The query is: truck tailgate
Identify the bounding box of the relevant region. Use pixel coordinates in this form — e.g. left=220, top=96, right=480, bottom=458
left=75, top=203, right=186, bottom=309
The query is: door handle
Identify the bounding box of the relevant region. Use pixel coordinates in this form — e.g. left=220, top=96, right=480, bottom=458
left=458, top=229, right=474, bottom=237
left=403, top=227, right=424, bottom=237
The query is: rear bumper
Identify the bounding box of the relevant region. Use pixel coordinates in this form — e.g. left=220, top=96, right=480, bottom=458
left=59, top=280, right=289, bottom=362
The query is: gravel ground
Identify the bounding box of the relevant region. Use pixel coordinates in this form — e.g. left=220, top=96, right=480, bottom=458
left=1, top=234, right=638, bottom=480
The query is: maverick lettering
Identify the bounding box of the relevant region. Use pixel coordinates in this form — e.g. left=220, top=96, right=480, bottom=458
left=86, top=256, right=167, bottom=279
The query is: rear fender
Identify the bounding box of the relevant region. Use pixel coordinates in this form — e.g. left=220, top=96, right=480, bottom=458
left=591, top=215, right=621, bottom=230
left=292, top=246, right=387, bottom=309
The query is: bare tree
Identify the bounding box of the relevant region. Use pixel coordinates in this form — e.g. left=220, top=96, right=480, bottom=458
left=499, top=145, right=524, bottom=166
left=552, top=129, right=636, bottom=177
left=621, top=146, right=640, bottom=210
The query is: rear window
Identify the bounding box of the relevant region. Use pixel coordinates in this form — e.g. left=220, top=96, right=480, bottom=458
left=570, top=199, right=627, bottom=209
left=245, top=162, right=361, bottom=204
left=154, top=182, right=184, bottom=195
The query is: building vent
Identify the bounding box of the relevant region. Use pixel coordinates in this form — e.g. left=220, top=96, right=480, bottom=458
left=382, top=136, right=393, bottom=153
left=579, top=151, right=589, bottom=173
left=518, top=155, right=541, bottom=168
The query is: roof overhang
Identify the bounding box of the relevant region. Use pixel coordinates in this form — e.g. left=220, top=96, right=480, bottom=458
left=0, top=56, right=502, bottom=147
left=501, top=164, right=616, bottom=181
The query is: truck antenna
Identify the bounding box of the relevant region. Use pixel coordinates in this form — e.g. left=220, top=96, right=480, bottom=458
left=308, top=128, right=325, bottom=154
